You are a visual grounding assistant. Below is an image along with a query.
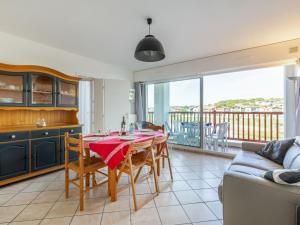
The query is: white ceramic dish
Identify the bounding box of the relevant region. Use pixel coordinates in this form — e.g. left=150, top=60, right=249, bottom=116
left=118, top=136, right=136, bottom=141
left=83, top=137, right=101, bottom=142
left=139, top=129, right=153, bottom=132
left=141, top=132, right=155, bottom=136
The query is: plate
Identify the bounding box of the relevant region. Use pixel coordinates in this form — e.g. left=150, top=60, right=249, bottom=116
left=139, top=129, right=153, bottom=132
left=141, top=132, right=155, bottom=136
left=83, top=137, right=101, bottom=142
left=118, top=136, right=136, bottom=141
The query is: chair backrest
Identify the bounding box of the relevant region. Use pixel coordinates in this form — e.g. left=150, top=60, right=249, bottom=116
left=64, top=132, right=84, bottom=165
left=147, top=124, right=164, bottom=132
left=121, top=138, right=154, bottom=166
left=214, top=122, right=229, bottom=138
left=154, top=134, right=169, bottom=156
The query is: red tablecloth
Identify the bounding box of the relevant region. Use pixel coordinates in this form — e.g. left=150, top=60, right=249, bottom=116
left=86, top=132, right=163, bottom=169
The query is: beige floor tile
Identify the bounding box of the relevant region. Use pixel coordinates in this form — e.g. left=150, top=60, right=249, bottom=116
left=204, top=179, right=222, bottom=188
left=149, top=182, right=172, bottom=193
left=130, top=183, right=151, bottom=195
left=0, top=183, right=29, bottom=195
left=157, top=205, right=190, bottom=225
left=101, top=211, right=131, bottom=225
left=154, top=192, right=179, bottom=207
left=21, top=183, right=49, bottom=193
left=0, top=194, right=15, bottom=205
left=131, top=208, right=161, bottom=225
left=193, top=221, right=222, bottom=225
left=9, top=220, right=41, bottom=225
left=32, top=190, right=63, bottom=204
left=129, top=194, right=156, bottom=210
left=14, top=203, right=53, bottom=221
left=187, top=180, right=210, bottom=189
left=174, top=190, right=203, bottom=204
left=4, top=192, right=40, bottom=206
left=0, top=205, right=26, bottom=223
left=183, top=203, right=217, bottom=222
left=175, top=167, right=193, bottom=173
left=70, top=214, right=102, bottom=225
left=45, top=181, right=65, bottom=191
left=104, top=196, right=130, bottom=212
left=46, top=201, right=79, bottom=218
left=195, top=189, right=219, bottom=202
left=194, top=171, right=217, bottom=179
left=40, top=217, right=72, bottom=225
left=75, top=197, right=105, bottom=215
left=179, top=172, right=200, bottom=180
left=207, top=201, right=223, bottom=219
left=170, top=181, right=191, bottom=191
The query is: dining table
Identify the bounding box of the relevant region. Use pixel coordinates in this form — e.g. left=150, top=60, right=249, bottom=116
left=83, top=130, right=164, bottom=202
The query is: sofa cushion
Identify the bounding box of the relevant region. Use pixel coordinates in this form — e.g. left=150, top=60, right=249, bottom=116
left=283, top=143, right=300, bottom=169
left=232, top=151, right=283, bottom=171
left=229, top=164, right=266, bottom=177
left=257, top=138, right=295, bottom=165
left=264, top=168, right=300, bottom=186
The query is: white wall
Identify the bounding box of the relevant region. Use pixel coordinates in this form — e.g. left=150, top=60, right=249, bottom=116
left=134, top=38, right=300, bottom=82
left=103, top=79, right=131, bottom=131
left=0, top=31, right=132, bottom=80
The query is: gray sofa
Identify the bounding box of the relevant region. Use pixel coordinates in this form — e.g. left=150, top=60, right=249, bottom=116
left=218, top=138, right=300, bottom=225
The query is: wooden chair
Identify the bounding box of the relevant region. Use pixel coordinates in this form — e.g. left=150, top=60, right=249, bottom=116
left=150, top=134, right=173, bottom=180
left=64, top=133, right=107, bottom=211
left=146, top=124, right=165, bottom=132
left=116, top=139, right=159, bottom=211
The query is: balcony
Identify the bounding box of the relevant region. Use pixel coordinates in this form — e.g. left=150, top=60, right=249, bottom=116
left=147, top=110, right=284, bottom=143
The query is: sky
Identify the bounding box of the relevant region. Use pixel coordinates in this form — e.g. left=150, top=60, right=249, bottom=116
left=147, top=66, right=284, bottom=108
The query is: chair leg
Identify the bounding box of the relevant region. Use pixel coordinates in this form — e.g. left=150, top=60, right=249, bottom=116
left=86, top=172, right=90, bottom=190
left=128, top=158, right=138, bottom=211
left=92, top=172, right=97, bottom=187
left=65, top=167, right=69, bottom=198
left=165, top=145, right=173, bottom=181
left=150, top=149, right=160, bottom=194
left=79, top=172, right=84, bottom=211
left=157, top=158, right=160, bottom=176
left=162, top=157, right=165, bottom=168
left=134, top=167, right=143, bottom=183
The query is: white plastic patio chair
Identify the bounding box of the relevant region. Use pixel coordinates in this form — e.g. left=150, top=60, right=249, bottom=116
left=206, top=122, right=229, bottom=151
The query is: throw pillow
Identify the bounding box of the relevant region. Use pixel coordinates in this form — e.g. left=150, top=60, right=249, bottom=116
left=257, top=138, right=295, bottom=164
left=264, top=169, right=300, bottom=186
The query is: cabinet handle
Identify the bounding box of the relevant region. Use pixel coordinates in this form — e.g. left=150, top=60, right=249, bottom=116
left=70, top=129, right=74, bottom=133
left=10, top=134, right=16, bottom=139
left=44, top=132, right=49, bottom=136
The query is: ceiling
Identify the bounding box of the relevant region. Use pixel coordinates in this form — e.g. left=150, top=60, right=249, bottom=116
left=0, top=0, right=299, bottom=71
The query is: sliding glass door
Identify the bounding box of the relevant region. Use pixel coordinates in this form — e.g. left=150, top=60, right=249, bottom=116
left=146, top=78, right=203, bottom=147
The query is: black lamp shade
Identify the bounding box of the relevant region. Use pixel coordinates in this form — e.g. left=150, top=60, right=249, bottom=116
left=135, top=35, right=165, bottom=62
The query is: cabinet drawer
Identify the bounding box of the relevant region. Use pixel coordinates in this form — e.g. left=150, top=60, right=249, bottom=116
left=0, top=131, right=30, bottom=142
left=60, top=126, right=82, bottom=135
left=31, top=129, right=60, bottom=139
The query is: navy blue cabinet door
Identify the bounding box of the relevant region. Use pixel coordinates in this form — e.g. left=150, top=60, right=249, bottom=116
left=0, top=141, right=29, bottom=180
left=31, top=137, right=60, bottom=171
left=60, top=135, right=79, bottom=164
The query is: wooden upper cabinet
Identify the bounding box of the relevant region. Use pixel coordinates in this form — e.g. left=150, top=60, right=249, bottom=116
left=0, top=71, right=27, bottom=106
left=29, top=73, right=55, bottom=106
left=57, top=79, right=78, bottom=107
left=0, top=64, right=80, bottom=108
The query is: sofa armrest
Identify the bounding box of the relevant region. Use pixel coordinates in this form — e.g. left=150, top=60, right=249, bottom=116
left=242, top=141, right=265, bottom=152
left=223, top=171, right=300, bottom=225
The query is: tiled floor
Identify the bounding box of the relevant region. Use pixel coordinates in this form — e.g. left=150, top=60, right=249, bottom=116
left=0, top=150, right=231, bottom=225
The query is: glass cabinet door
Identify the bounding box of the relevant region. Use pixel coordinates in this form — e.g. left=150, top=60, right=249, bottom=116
left=0, top=71, right=26, bottom=106
left=57, top=80, right=77, bottom=106
left=30, top=73, right=55, bottom=106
